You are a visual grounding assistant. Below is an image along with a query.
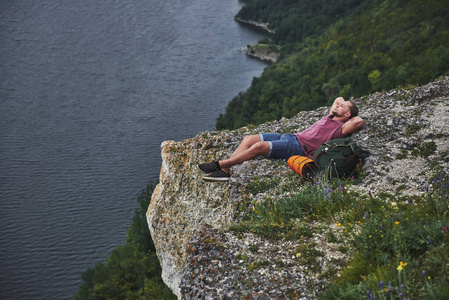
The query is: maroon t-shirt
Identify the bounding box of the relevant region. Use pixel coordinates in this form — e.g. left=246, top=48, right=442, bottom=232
left=295, top=114, right=348, bottom=158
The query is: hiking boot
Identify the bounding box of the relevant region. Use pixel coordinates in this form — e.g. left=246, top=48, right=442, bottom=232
left=197, top=161, right=220, bottom=174
left=202, top=169, right=230, bottom=182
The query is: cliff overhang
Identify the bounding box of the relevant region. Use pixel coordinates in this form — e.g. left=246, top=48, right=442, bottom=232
left=147, top=77, right=449, bottom=298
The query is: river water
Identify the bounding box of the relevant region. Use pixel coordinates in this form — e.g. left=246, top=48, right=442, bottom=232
left=0, top=1, right=267, bottom=298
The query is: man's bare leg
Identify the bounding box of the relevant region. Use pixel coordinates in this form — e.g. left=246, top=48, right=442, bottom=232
left=228, top=135, right=261, bottom=159
left=219, top=135, right=269, bottom=173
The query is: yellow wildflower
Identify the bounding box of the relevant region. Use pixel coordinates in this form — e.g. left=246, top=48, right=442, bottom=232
left=397, top=261, right=407, bottom=271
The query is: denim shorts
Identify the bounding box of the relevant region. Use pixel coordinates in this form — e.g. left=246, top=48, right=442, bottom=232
left=259, top=133, right=305, bottom=160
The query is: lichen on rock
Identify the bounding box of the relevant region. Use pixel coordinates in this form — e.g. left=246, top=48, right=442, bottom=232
left=147, top=77, right=449, bottom=298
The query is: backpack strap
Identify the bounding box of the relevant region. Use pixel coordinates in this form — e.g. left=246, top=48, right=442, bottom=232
left=346, top=153, right=358, bottom=164
left=313, top=139, right=351, bottom=162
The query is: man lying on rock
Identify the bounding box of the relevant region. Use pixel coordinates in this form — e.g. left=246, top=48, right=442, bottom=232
left=198, top=97, right=364, bottom=182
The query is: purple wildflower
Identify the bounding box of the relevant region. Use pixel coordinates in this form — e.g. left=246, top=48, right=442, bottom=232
left=442, top=225, right=449, bottom=234
left=408, top=197, right=412, bottom=204
left=380, top=281, right=384, bottom=289
left=366, top=290, right=371, bottom=299
left=422, top=270, right=427, bottom=277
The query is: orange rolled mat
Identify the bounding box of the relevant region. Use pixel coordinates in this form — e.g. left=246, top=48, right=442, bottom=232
left=287, top=155, right=316, bottom=177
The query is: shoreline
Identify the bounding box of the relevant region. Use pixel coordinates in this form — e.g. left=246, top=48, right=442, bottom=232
left=233, top=17, right=274, bottom=34
left=241, top=44, right=279, bottom=63
left=234, top=17, right=279, bottom=63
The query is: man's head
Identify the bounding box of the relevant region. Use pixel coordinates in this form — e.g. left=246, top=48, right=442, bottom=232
left=332, top=100, right=359, bottom=120
left=348, top=100, right=359, bottom=118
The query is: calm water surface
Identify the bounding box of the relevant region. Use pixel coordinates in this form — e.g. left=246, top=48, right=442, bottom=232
left=0, top=1, right=267, bottom=298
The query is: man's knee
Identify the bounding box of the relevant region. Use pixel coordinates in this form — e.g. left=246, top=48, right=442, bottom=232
left=250, top=141, right=269, bottom=156
left=243, top=134, right=260, bottom=141
left=242, top=134, right=261, bottom=146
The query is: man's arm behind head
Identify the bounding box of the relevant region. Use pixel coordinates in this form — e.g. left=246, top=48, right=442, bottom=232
left=341, top=116, right=364, bottom=135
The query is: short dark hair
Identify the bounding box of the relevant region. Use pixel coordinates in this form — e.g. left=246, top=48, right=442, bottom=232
left=348, top=100, right=359, bottom=118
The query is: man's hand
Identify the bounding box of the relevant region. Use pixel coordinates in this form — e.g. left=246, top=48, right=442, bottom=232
left=329, top=97, right=345, bottom=115
left=342, top=116, right=364, bottom=135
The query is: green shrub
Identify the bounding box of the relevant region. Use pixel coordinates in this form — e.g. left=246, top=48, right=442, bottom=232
left=411, top=141, right=437, bottom=157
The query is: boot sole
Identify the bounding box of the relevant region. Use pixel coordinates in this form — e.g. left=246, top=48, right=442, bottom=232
left=202, top=176, right=230, bottom=182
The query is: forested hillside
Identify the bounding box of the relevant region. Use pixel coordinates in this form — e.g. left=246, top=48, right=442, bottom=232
left=216, top=0, right=449, bottom=129
left=237, top=0, right=367, bottom=47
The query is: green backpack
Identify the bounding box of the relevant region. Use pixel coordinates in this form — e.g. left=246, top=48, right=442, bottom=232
left=312, top=137, right=366, bottom=178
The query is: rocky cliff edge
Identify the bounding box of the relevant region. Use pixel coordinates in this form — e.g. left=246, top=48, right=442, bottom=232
left=147, top=77, right=449, bottom=298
